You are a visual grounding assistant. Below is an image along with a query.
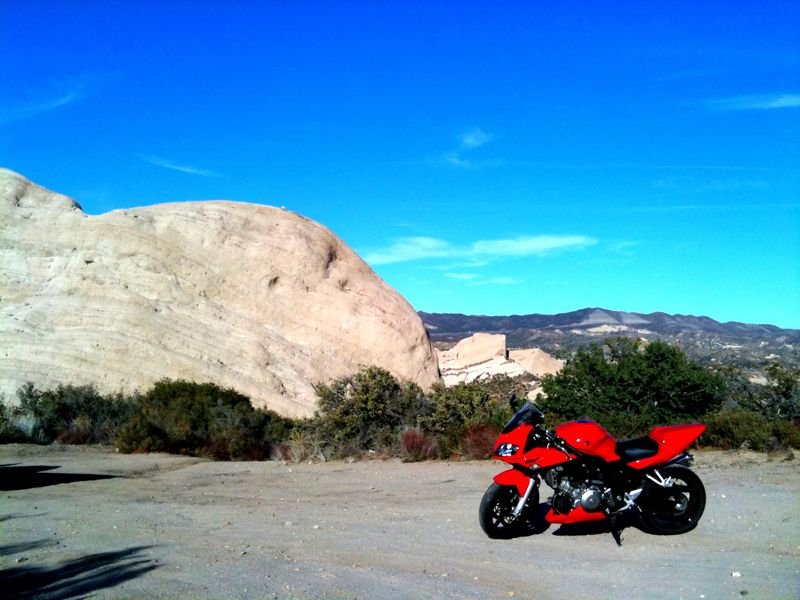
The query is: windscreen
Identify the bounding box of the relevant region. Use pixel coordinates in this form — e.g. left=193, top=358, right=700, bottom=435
left=502, top=403, right=544, bottom=434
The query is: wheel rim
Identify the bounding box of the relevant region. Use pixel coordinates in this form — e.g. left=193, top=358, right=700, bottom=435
left=645, top=478, right=701, bottom=528
left=490, top=487, right=520, bottom=531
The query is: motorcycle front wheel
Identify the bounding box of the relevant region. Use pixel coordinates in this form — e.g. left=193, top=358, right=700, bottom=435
left=479, top=482, right=539, bottom=539
left=638, top=465, right=706, bottom=535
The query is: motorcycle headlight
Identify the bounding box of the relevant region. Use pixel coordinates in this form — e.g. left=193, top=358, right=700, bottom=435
left=495, top=443, right=519, bottom=457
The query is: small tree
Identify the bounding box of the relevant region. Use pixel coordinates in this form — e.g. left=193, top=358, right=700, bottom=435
left=762, top=363, right=800, bottom=420
left=540, top=338, right=726, bottom=437
left=421, top=381, right=511, bottom=458
left=312, top=366, right=427, bottom=456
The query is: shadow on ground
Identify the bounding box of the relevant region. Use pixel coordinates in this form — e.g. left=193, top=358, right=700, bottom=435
left=0, top=465, right=116, bottom=491
left=0, top=539, right=57, bottom=557
left=550, top=509, right=642, bottom=538
left=0, top=545, right=158, bottom=600
left=511, top=503, right=646, bottom=544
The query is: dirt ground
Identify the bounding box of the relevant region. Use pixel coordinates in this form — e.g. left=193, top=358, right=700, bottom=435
left=1, top=444, right=798, bottom=600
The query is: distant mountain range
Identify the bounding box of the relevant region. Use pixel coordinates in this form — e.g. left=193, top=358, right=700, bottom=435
left=420, top=308, right=800, bottom=370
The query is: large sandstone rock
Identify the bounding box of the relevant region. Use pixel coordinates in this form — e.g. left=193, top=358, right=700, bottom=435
left=508, top=348, right=564, bottom=377
left=437, top=333, right=563, bottom=386
left=436, top=332, right=506, bottom=370
left=0, top=169, right=440, bottom=417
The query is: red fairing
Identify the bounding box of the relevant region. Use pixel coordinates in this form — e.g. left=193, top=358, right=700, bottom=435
left=493, top=423, right=533, bottom=455
left=627, top=423, right=706, bottom=470
left=494, top=469, right=532, bottom=496
left=493, top=423, right=574, bottom=469
left=553, top=420, right=620, bottom=461
left=545, top=506, right=606, bottom=524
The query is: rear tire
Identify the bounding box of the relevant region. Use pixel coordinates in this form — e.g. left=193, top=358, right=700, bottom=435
left=479, top=482, right=538, bottom=539
left=639, top=465, right=705, bottom=535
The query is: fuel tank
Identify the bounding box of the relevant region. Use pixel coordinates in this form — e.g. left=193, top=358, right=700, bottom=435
left=553, top=420, right=620, bottom=461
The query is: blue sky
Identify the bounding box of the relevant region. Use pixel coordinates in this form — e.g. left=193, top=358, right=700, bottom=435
left=2, top=1, right=799, bottom=328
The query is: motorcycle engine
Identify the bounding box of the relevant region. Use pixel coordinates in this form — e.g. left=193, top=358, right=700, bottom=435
left=545, top=467, right=608, bottom=514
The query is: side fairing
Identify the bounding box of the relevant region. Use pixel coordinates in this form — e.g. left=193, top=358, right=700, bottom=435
left=553, top=420, right=620, bottom=461
left=627, top=423, right=706, bottom=470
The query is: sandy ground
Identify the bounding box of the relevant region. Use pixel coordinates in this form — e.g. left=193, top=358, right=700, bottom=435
left=1, top=445, right=798, bottom=600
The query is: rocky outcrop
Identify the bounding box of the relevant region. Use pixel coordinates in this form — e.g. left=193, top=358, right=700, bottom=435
left=436, top=333, right=563, bottom=386
left=0, top=169, right=440, bottom=417
left=507, top=348, right=564, bottom=378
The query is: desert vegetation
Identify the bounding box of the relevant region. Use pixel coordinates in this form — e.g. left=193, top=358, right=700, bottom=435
left=2, top=339, right=798, bottom=459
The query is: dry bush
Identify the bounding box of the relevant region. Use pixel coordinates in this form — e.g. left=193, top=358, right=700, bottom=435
left=459, top=423, right=499, bottom=460
left=400, top=428, right=438, bottom=462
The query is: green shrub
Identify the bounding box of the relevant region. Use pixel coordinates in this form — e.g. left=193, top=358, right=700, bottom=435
left=703, top=410, right=774, bottom=451
left=540, top=339, right=726, bottom=438
left=761, top=363, right=800, bottom=420
left=16, top=383, right=135, bottom=444
left=420, top=381, right=510, bottom=458
left=114, top=379, right=293, bottom=459
left=115, top=414, right=168, bottom=453
left=772, top=419, right=800, bottom=449
left=312, top=366, right=428, bottom=457
left=0, top=401, right=28, bottom=443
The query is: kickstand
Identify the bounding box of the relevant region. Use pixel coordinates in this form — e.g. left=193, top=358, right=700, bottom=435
left=609, top=514, right=623, bottom=546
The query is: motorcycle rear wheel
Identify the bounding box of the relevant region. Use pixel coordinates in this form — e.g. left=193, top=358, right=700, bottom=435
left=479, top=482, right=539, bottom=539
left=639, top=465, right=706, bottom=535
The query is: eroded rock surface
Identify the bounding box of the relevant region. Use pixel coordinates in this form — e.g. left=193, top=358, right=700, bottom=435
left=0, top=169, right=440, bottom=417
left=436, top=333, right=563, bottom=386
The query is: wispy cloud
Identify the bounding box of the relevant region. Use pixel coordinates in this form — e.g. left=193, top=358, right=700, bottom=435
left=445, top=272, right=522, bottom=286
left=141, top=155, right=223, bottom=177
left=652, top=178, right=769, bottom=194
left=445, top=272, right=480, bottom=281
left=441, top=127, right=501, bottom=169
left=471, top=276, right=522, bottom=286
left=0, top=78, right=85, bottom=125
left=364, top=234, right=597, bottom=265
left=704, top=93, right=800, bottom=111
left=630, top=202, right=798, bottom=213
left=608, top=241, right=639, bottom=256
left=460, top=127, right=494, bottom=149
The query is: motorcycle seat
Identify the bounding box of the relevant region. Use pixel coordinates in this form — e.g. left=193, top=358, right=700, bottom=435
left=616, top=436, right=659, bottom=461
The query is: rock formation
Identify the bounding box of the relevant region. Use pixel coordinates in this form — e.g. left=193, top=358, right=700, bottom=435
left=507, top=348, right=564, bottom=378
left=0, top=169, right=440, bottom=417
left=436, top=333, right=563, bottom=386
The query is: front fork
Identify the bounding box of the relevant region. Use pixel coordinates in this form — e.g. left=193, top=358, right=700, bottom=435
left=493, top=468, right=539, bottom=519
left=513, top=477, right=537, bottom=518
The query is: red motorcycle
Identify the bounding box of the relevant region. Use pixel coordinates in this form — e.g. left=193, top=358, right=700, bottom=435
left=479, top=396, right=706, bottom=544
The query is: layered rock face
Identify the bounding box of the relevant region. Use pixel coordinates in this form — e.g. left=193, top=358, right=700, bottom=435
left=0, top=169, right=440, bottom=417
left=437, top=333, right=563, bottom=386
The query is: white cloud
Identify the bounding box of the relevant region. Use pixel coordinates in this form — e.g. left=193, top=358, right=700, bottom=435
left=440, top=127, right=500, bottom=169
left=705, top=93, right=800, bottom=111
left=459, top=127, right=494, bottom=149
left=364, top=234, right=597, bottom=265
left=363, top=236, right=452, bottom=265
left=142, top=155, right=223, bottom=177
left=652, top=178, right=769, bottom=193
left=630, top=202, right=798, bottom=213
left=608, top=241, right=639, bottom=256
left=471, top=276, right=521, bottom=286
left=443, top=272, right=522, bottom=286
left=0, top=79, right=84, bottom=125
left=470, top=235, right=595, bottom=257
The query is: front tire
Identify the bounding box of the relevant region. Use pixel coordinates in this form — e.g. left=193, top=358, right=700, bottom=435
left=479, top=482, right=538, bottom=539
left=639, top=465, right=706, bottom=535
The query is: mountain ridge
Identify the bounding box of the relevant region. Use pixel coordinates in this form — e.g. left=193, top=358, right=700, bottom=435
left=420, top=308, right=799, bottom=369
left=420, top=307, right=794, bottom=334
